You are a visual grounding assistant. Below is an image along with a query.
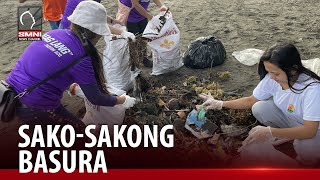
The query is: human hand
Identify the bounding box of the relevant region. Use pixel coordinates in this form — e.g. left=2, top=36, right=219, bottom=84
left=160, top=5, right=168, bottom=12
left=121, top=31, right=136, bottom=42
left=121, top=95, right=136, bottom=109
left=198, top=93, right=223, bottom=110
left=238, top=126, right=274, bottom=152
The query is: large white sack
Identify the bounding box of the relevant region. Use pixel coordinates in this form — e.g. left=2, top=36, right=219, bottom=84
left=232, top=48, right=264, bottom=66
left=143, top=12, right=183, bottom=75
left=151, top=48, right=182, bottom=75
left=103, top=24, right=132, bottom=91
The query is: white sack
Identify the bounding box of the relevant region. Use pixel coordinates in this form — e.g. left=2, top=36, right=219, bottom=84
left=143, top=12, right=183, bottom=75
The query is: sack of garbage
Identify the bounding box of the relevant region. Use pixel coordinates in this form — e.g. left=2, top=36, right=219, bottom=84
left=103, top=24, right=138, bottom=91
left=232, top=48, right=264, bottom=66
left=183, top=36, right=226, bottom=69
left=142, top=11, right=183, bottom=75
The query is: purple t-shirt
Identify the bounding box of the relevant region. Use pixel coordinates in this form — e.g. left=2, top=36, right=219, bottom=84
left=60, top=0, right=83, bottom=29
left=7, top=30, right=99, bottom=109
left=60, top=0, right=102, bottom=29
left=120, top=0, right=151, bottom=23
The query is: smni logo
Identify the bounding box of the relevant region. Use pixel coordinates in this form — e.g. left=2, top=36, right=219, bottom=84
left=18, top=6, right=42, bottom=41
left=20, top=10, right=36, bottom=29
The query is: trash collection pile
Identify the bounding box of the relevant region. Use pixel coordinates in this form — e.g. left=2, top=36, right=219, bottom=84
left=122, top=73, right=257, bottom=163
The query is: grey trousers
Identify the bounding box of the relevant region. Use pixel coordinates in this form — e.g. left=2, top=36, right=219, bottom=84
left=252, top=100, right=320, bottom=166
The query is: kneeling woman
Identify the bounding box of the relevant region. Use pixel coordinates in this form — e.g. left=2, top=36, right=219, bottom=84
left=6, top=1, right=136, bottom=133
left=200, top=43, right=320, bottom=166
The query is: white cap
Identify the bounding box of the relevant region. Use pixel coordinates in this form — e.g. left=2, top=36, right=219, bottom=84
left=68, top=1, right=110, bottom=36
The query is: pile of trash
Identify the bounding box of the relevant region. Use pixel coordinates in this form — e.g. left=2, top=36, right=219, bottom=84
left=124, top=74, right=256, bottom=163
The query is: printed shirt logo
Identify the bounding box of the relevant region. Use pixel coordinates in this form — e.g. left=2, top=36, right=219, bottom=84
left=160, top=39, right=174, bottom=49
left=42, top=33, right=73, bottom=57
left=287, top=104, right=295, bottom=113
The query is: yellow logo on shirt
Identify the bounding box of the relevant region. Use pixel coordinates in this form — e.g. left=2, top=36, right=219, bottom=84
left=287, top=104, right=295, bottom=113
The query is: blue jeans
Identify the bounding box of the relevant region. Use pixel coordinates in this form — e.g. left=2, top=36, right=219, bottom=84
left=48, top=20, right=61, bottom=30
left=58, top=23, right=65, bottom=29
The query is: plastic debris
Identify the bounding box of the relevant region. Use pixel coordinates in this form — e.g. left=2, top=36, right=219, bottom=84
left=185, top=109, right=218, bottom=139
left=232, top=48, right=264, bottom=66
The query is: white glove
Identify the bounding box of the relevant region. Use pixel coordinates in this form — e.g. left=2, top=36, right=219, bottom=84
left=121, top=95, right=136, bottom=109
left=238, top=126, right=274, bottom=152
left=199, top=93, right=223, bottom=110
left=121, top=31, right=136, bottom=42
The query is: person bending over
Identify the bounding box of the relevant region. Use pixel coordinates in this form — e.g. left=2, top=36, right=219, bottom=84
left=6, top=1, right=136, bottom=133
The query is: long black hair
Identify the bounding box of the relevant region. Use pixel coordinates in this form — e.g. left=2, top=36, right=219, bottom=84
left=258, top=43, right=320, bottom=93
left=71, top=24, right=109, bottom=94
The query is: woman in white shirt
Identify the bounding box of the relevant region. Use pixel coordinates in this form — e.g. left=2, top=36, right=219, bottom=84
left=200, top=43, right=320, bottom=166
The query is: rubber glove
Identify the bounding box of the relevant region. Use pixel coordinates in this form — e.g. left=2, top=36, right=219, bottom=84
left=198, top=93, right=223, bottom=110
left=121, top=31, right=136, bottom=42
left=238, top=126, right=274, bottom=152
left=121, top=95, right=136, bottom=109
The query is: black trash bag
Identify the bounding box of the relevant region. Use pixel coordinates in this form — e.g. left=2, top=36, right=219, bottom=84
left=183, top=36, right=226, bottom=69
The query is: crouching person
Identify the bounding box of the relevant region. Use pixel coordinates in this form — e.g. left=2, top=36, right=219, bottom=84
left=5, top=1, right=136, bottom=134
left=199, top=43, right=320, bottom=166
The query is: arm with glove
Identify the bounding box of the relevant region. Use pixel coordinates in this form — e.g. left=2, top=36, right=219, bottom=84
left=198, top=93, right=223, bottom=110
left=79, top=83, right=136, bottom=109
left=108, top=25, right=136, bottom=42
left=199, top=94, right=259, bottom=110
left=116, top=94, right=137, bottom=109
left=239, top=120, right=319, bottom=151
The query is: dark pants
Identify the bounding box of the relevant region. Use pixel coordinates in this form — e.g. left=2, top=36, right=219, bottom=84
left=16, top=105, right=85, bottom=134
left=126, top=18, right=148, bottom=35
